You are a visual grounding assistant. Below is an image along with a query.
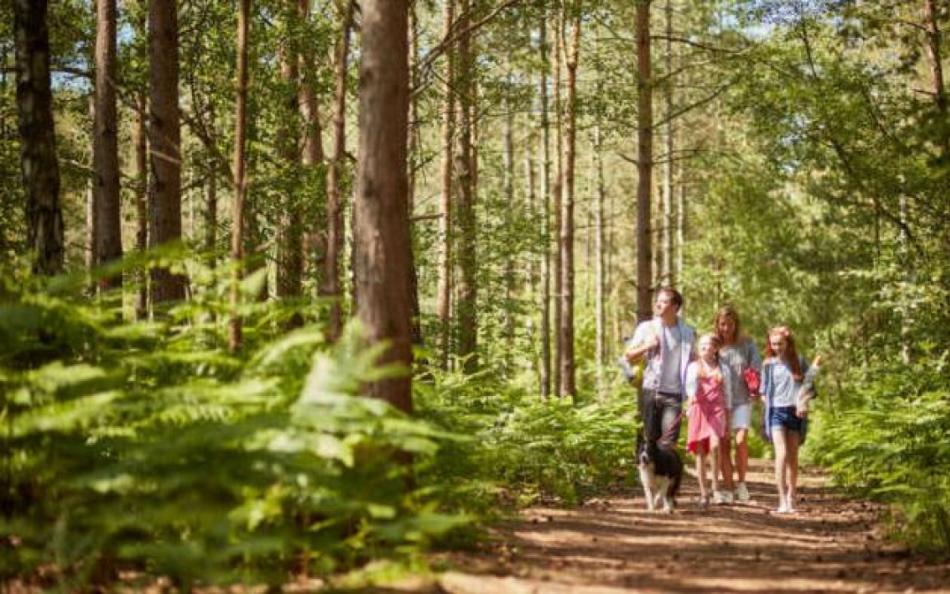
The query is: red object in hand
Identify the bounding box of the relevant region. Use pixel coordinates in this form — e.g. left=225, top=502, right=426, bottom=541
left=743, top=367, right=761, bottom=395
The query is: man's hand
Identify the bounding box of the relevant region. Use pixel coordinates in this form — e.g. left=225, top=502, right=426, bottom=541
left=625, top=334, right=659, bottom=363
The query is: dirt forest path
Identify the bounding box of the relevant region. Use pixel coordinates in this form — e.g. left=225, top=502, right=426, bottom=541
left=428, top=459, right=950, bottom=594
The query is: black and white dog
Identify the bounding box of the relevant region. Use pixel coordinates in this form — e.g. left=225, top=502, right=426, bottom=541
left=636, top=434, right=683, bottom=513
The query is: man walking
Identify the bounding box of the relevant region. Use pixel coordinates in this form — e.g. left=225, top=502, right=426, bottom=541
left=624, top=288, right=696, bottom=445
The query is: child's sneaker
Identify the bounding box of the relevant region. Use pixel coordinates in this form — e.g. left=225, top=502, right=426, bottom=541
left=735, top=482, right=751, bottom=503
left=776, top=497, right=790, bottom=513
left=714, top=490, right=733, bottom=505
left=698, top=495, right=710, bottom=510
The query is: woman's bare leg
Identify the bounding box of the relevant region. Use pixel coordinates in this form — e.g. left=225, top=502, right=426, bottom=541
left=735, top=428, right=750, bottom=483
left=719, top=432, right=735, bottom=491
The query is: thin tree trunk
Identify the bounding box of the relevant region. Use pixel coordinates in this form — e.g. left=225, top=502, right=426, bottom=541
left=594, top=117, right=606, bottom=401
left=135, top=91, right=148, bottom=318
left=538, top=13, right=552, bottom=398
left=923, top=0, right=948, bottom=155
left=503, top=55, right=516, bottom=363
left=323, top=0, right=354, bottom=342
left=205, top=160, right=217, bottom=259
left=559, top=6, right=581, bottom=398
left=353, top=0, right=413, bottom=413
left=552, top=8, right=564, bottom=395
left=297, top=0, right=325, bottom=167
left=661, top=0, right=673, bottom=287
left=13, top=0, right=63, bottom=275
left=409, top=3, right=423, bottom=347
left=635, top=0, right=654, bottom=322
left=148, top=0, right=184, bottom=302
left=456, top=0, right=477, bottom=372
left=675, top=157, right=684, bottom=283
left=276, top=27, right=303, bottom=312
left=437, top=0, right=456, bottom=369
left=94, top=0, right=122, bottom=286
left=229, top=0, right=250, bottom=352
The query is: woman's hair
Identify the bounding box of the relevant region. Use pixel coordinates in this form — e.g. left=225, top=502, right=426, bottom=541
left=713, top=304, right=741, bottom=343
left=765, top=326, right=803, bottom=381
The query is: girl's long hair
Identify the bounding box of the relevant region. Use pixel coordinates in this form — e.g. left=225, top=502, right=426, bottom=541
left=765, top=326, right=803, bottom=381
left=713, top=305, right=741, bottom=344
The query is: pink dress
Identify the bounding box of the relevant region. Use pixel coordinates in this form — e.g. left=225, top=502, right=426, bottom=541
left=687, top=369, right=727, bottom=454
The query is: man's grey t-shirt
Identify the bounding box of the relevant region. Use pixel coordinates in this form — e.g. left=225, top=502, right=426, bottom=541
left=631, top=318, right=694, bottom=396
left=658, top=324, right=683, bottom=393
left=719, top=338, right=761, bottom=409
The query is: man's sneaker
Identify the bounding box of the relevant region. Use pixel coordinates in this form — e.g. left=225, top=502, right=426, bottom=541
left=736, top=482, right=751, bottom=503
left=713, top=490, right=732, bottom=505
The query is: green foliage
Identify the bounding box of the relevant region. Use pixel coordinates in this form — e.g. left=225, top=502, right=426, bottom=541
left=416, top=364, right=637, bottom=509
left=0, top=257, right=466, bottom=589
left=808, top=356, right=950, bottom=555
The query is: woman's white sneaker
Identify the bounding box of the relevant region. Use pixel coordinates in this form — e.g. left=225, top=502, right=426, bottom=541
left=735, top=482, right=751, bottom=502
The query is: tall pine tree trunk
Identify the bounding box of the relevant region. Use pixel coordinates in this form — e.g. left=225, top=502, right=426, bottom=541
left=559, top=6, right=581, bottom=398
left=408, top=5, right=423, bottom=347
left=229, top=0, right=250, bottom=352
left=503, top=55, right=516, bottom=363
left=923, top=0, right=948, bottom=155
left=353, top=0, right=413, bottom=413
left=436, top=0, right=455, bottom=369
left=135, top=91, right=148, bottom=318
left=594, top=114, right=606, bottom=400
left=456, top=0, right=477, bottom=372
left=661, top=0, right=674, bottom=287
left=538, top=13, right=552, bottom=398
left=635, top=0, right=654, bottom=321
left=94, top=0, right=122, bottom=286
left=323, top=0, right=354, bottom=342
left=148, top=0, right=185, bottom=302
left=276, top=29, right=303, bottom=310
left=552, top=9, right=564, bottom=394
left=297, top=0, right=325, bottom=167
left=13, top=0, right=63, bottom=275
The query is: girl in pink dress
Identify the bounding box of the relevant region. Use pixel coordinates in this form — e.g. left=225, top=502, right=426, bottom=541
left=685, top=334, right=729, bottom=509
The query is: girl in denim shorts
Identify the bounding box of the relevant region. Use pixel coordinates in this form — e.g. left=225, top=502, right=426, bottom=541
left=761, top=326, right=814, bottom=514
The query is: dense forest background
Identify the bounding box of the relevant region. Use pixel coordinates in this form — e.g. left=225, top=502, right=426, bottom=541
left=1, top=0, right=948, bottom=589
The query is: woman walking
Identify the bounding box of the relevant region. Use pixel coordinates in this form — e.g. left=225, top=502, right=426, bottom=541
left=714, top=305, right=761, bottom=504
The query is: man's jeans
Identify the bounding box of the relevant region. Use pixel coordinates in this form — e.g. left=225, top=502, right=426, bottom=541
left=639, top=388, right=683, bottom=445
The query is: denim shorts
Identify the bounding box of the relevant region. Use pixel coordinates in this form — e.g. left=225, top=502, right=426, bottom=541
left=768, top=405, right=803, bottom=434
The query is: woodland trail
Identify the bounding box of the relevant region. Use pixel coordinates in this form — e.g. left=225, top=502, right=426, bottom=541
left=422, top=459, right=950, bottom=594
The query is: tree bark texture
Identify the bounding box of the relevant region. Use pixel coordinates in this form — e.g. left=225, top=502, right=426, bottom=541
left=635, top=0, right=654, bottom=322
left=558, top=7, right=581, bottom=398
left=135, top=91, right=148, bottom=318
left=552, top=9, right=564, bottom=395
left=94, top=0, right=122, bottom=286
left=297, top=0, right=325, bottom=167
left=455, top=0, right=477, bottom=372
left=661, top=0, right=673, bottom=287
left=538, top=13, right=552, bottom=398
left=437, top=0, right=456, bottom=369
left=277, top=32, right=303, bottom=306
left=148, top=0, right=185, bottom=302
left=229, top=0, right=250, bottom=352
left=323, top=0, right=355, bottom=342
left=353, top=0, right=413, bottom=413
left=408, top=5, right=423, bottom=347
left=13, top=0, right=63, bottom=275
